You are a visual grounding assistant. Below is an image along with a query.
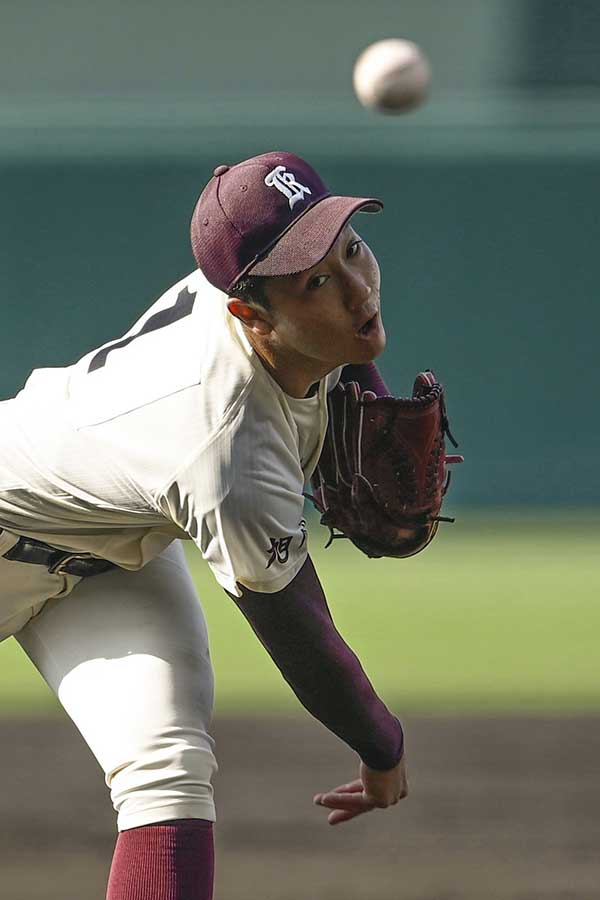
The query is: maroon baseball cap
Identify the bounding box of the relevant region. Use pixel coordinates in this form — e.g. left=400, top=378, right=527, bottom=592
left=190, top=151, right=383, bottom=293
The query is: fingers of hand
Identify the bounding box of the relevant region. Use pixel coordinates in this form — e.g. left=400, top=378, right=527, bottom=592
left=314, top=768, right=407, bottom=825
left=327, top=807, right=366, bottom=826
left=313, top=780, right=362, bottom=806
left=314, top=791, right=375, bottom=813
left=332, top=780, right=364, bottom=794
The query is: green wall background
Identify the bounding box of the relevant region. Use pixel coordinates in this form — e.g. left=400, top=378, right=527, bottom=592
left=2, top=142, right=598, bottom=507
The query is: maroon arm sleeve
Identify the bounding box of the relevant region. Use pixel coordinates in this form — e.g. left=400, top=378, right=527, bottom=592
left=340, top=361, right=390, bottom=396
left=226, top=556, right=404, bottom=770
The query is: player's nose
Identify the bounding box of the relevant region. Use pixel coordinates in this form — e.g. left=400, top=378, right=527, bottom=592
left=343, top=270, right=372, bottom=311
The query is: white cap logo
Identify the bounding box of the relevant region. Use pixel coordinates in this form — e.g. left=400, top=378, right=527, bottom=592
left=264, top=165, right=312, bottom=210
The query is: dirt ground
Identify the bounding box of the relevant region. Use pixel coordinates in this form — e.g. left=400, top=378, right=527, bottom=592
left=0, top=715, right=597, bottom=900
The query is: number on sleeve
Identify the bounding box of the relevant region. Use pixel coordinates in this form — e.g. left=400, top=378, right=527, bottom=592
left=88, top=286, right=197, bottom=372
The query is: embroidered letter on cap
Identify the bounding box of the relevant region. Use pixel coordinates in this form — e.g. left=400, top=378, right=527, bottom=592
left=264, top=165, right=312, bottom=210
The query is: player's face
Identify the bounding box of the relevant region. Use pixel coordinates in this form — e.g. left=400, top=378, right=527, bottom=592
left=264, top=223, right=386, bottom=371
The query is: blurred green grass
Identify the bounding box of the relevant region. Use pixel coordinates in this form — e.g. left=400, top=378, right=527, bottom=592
left=0, top=511, right=598, bottom=716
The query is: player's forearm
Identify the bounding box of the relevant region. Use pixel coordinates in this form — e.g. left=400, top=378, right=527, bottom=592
left=226, top=556, right=403, bottom=770
left=341, top=361, right=390, bottom=396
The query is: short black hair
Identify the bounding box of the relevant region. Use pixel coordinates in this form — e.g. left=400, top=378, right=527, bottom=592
left=228, top=275, right=271, bottom=311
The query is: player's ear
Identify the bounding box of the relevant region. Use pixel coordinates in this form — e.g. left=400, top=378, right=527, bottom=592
left=227, top=298, right=272, bottom=335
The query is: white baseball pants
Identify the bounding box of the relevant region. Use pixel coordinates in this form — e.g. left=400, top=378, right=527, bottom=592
left=0, top=532, right=217, bottom=831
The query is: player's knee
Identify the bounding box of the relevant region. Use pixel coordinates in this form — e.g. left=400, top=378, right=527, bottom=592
left=107, top=731, right=218, bottom=831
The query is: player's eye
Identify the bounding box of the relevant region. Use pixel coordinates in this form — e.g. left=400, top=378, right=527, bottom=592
left=347, top=239, right=363, bottom=258
left=306, top=274, right=329, bottom=290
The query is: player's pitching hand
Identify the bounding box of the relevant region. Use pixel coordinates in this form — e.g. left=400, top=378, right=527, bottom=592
left=313, top=756, right=408, bottom=825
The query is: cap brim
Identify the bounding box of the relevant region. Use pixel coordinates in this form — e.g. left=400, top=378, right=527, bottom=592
left=246, top=195, right=382, bottom=279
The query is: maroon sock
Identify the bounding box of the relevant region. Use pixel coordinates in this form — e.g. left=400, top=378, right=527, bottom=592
left=106, top=819, right=214, bottom=900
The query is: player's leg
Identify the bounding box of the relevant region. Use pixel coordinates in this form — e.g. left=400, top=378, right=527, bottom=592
left=15, top=540, right=216, bottom=900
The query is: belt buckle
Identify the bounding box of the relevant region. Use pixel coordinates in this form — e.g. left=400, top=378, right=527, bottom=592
left=48, top=552, right=90, bottom=577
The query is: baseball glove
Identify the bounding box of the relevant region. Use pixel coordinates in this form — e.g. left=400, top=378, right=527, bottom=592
left=305, top=371, right=463, bottom=559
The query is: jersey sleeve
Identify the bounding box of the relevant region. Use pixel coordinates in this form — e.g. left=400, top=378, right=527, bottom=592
left=159, top=405, right=309, bottom=598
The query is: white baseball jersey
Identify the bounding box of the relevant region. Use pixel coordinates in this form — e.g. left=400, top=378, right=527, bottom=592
left=0, top=270, right=342, bottom=596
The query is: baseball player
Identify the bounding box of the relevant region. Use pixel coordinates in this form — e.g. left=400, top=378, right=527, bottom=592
left=0, top=152, right=407, bottom=900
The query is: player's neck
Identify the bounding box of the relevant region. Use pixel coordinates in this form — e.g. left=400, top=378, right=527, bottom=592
left=246, top=332, right=329, bottom=399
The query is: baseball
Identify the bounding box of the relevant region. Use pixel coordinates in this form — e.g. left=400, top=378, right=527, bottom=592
left=353, top=38, right=431, bottom=114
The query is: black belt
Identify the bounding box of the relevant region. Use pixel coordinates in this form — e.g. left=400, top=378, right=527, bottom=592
left=2, top=533, right=116, bottom=578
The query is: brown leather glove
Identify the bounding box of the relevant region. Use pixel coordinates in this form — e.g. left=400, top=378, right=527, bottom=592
left=306, top=371, right=463, bottom=558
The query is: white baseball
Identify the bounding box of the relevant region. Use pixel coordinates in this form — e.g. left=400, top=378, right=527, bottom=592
left=353, top=38, right=431, bottom=114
